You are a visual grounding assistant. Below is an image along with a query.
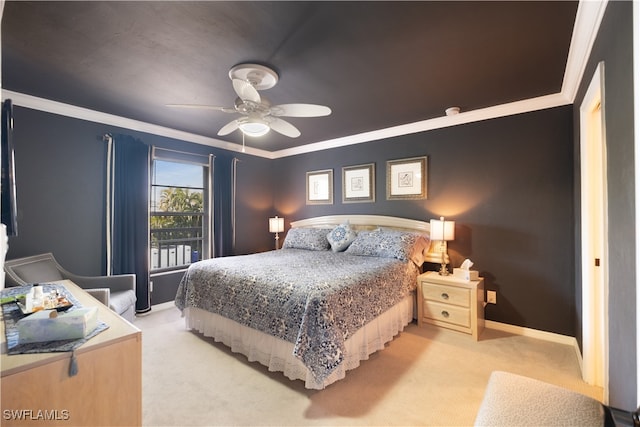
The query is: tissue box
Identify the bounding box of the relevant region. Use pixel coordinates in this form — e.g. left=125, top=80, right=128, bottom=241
left=17, top=307, right=98, bottom=344
left=453, top=268, right=479, bottom=281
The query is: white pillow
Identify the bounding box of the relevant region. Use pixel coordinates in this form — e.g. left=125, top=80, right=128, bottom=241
left=326, top=223, right=357, bottom=252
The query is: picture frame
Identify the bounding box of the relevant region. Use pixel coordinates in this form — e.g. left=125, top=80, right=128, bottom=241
left=386, top=156, right=427, bottom=200
left=306, top=169, right=334, bottom=205
left=342, top=163, right=375, bottom=203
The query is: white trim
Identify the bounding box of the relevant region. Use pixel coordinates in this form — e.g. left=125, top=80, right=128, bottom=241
left=0, top=1, right=606, bottom=159
left=579, top=61, right=609, bottom=396
left=485, top=320, right=584, bottom=377
left=150, top=307, right=580, bottom=344
left=148, top=300, right=177, bottom=312
left=0, top=89, right=571, bottom=160
left=562, top=0, right=609, bottom=103
left=208, top=154, right=214, bottom=260
left=145, top=308, right=586, bottom=364
left=291, top=214, right=430, bottom=233
left=273, top=93, right=570, bottom=158
left=149, top=268, right=188, bottom=278
left=0, top=90, right=274, bottom=159
left=485, top=320, right=579, bottom=347
left=105, top=134, right=114, bottom=276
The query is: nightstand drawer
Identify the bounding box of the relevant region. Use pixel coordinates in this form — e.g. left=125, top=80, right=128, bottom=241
left=421, top=282, right=470, bottom=308
left=423, top=301, right=471, bottom=328
left=417, top=271, right=484, bottom=340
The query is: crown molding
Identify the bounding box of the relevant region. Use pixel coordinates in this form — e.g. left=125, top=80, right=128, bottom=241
left=272, top=0, right=608, bottom=159
left=562, top=0, right=609, bottom=103
left=272, top=93, right=570, bottom=158
left=0, top=90, right=275, bottom=159
left=1, top=0, right=607, bottom=160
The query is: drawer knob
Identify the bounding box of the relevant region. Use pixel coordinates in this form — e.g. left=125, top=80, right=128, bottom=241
left=441, top=310, right=450, bottom=318
left=441, top=293, right=449, bottom=300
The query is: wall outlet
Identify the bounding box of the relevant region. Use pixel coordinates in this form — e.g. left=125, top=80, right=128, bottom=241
left=487, top=290, right=497, bottom=304
left=150, top=281, right=154, bottom=293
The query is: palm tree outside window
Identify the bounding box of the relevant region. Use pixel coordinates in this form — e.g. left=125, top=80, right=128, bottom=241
left=150, top=151, right=212, bottom=273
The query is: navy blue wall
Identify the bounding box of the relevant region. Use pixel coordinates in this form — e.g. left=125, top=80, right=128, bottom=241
left=4, top=2, right=635, bottom=409
left=274, top=106, right=575, bottom=336
left=6, top=107, right=274, bottom=305
left=572, top=0, right=636, bottom=411
left=8, top=104, right=576, bottom=336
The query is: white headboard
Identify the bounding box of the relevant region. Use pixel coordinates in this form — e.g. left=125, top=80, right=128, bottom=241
left=289, top=214, right=446, bottom=264
left=291, top=214, right=428, bottom=232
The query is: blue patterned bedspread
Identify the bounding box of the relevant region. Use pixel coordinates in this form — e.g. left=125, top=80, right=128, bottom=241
left=175, top=248, right=418, bottom=383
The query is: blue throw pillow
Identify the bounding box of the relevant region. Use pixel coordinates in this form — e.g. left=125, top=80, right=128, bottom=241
left=345, top=228, right=425, bottom=263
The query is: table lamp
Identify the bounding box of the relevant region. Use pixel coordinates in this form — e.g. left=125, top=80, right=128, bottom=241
left=430, top=216, right=455, bottom=275
left=269, top=216, right=285, bottom=250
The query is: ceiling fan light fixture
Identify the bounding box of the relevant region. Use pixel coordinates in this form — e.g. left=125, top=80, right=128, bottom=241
left=169, top=63, right=330, bottom=139
left=238, top=117, right=270, bottom=137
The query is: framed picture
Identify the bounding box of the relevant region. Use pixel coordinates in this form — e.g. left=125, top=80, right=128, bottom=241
left=342, top=163, right=375, bottom=203
left=386, top=156, right=427, bottom=200
left=306, top=169, right=333, bottom=205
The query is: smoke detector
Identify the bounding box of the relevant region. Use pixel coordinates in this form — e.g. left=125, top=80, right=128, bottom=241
left=445, top=107, right=461, bottom=116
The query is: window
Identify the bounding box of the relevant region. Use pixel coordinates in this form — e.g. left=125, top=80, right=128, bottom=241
left=150, top=149, right=212, bottom=273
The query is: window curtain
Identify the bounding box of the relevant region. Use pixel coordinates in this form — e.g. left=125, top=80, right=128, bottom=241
left=212, top=154, right=238, bottom=257
left=105, top=134, right=151, bottom=313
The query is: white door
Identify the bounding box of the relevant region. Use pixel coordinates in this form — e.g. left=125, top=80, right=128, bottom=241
left=580, top=61, right=608, bottom=402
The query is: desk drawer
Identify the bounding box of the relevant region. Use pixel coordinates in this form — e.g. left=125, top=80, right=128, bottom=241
left=421, top=282, right=470, bottom=308
left=423, top=301, right=471, bottom=328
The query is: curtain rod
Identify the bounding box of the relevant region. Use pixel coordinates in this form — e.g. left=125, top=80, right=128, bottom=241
left=153, top=145, right=216, bottom=158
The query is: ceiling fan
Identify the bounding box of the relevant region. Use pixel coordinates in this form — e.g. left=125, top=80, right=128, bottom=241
left=168, top=63, right=331, bottom=138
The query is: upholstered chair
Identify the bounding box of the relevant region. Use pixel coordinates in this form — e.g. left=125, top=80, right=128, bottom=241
left=4, top=253, right=136, bottom=323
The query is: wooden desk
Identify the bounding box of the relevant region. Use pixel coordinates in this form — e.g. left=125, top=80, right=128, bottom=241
left=1, top=280, right=141, bottom=426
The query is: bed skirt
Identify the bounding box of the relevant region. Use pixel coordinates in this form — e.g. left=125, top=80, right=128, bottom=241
left=183, top=293, right=414, bottom=389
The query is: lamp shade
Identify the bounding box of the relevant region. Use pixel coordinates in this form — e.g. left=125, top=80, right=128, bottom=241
left=269, top=216, right=284, bottom=233
left=430, top=216, right=455, bottom=241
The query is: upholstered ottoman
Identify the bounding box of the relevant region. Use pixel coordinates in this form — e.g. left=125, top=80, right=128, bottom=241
left=474, top=371, right=609, bottom=426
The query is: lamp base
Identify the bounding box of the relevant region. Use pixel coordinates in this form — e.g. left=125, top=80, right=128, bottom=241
left=438, top=263, right=450, bottom=276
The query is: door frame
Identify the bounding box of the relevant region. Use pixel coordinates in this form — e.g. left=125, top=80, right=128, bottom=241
left=580, top=61, right=609, bottom=402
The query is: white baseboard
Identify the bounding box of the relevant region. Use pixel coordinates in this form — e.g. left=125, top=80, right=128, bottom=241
left=485, top=320, right=583, bottom=370
left=143, top=307, right=587, bottom=373
left=150, top=301, right=178, bottom=312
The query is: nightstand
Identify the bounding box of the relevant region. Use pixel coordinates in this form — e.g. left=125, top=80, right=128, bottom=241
left=416, top=271, right=485, bottom=340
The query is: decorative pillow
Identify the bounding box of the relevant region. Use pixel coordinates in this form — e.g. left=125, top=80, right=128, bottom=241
left=282, top=227, right=331, bottom=251
left=409, top=235, right=430, bottom=267
left=345, top=228, right=428, bottom=264
left=326, top=223, right=357, bottom=252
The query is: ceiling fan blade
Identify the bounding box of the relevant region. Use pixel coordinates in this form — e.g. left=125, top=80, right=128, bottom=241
left=232, top=79, right=261, bottom=103
left=166, top=104, right=236, bottom=113
left=268, top=117, right=301, bottom=138
left=218, top=119, right=239, bottom=136
left=269, top=103, right=332, bottom=117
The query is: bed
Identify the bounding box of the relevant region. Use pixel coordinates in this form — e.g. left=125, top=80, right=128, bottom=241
left=175, top=214, right=441, bottom=389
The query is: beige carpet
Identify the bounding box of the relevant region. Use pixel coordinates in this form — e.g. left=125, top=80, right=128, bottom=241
left=137, top=305, right=602, bottom=427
